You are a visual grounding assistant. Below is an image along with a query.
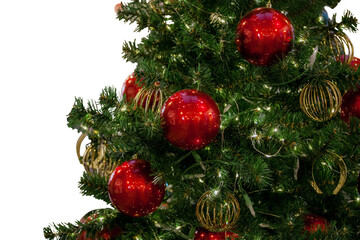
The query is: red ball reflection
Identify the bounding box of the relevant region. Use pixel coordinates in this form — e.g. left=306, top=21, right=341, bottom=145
left=340, top=86, right=360, bottom=124
left=121, top=73, right=141, bottom=103
left=235, top=7, right=294, bottom=66
left=108, top=159, right=165, bottom=217
left=161, top=89, right=221, bottom=151
left=303, top=214, right=328, bottom=233
left=194, top=227, right=239, bottom=240
left=351, top=57, right=360, bottom=71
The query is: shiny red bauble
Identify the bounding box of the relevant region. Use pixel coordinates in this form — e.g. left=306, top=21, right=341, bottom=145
left=121, top=73, right=141, bottom=103
left=121, top=73, right=159, bottom=109
left=77, top=227, right=122, bottom=240
left=77, top=209, right=122, bottom=240
left=108, top=159, right=166, bottom=217
left=340, top=86, right=360, bottom=124
left=351, top=57, right=360, bottom=71
left=303, top=214, right=328, bottom=233
left=194, top=227, right=239, bottom=240
left=161, top=89, right=221, bottom=151
left=114, top=3, right=122, bottom=13
left=235, top=7, right=294, bottom=66
left=339, top=56, right=360, bottom=71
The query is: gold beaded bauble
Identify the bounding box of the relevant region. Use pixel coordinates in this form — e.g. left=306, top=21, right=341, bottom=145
left=300, top=80, right=342, bottom=122
left=76, top=133, right=117, bottom=178
left=134, top=81, right=164, bottom=114
left=196, top=190, right=240, bottom=232
left=324, top=30, right=354, bottom=64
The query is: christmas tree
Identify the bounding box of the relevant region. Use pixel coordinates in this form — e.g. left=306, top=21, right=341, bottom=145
left=44, top=0, right=360, bottom=239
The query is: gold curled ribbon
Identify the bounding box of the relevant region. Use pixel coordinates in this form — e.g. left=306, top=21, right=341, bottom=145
left=310, top=152, right=347, bottom=195
left=76, top=132, right=88, bottom=163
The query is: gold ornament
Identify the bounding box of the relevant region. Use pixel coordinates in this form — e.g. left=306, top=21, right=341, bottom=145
left=310, top=151, right=347, bottom=195
left=300, top=80, right=342, bottom=122
left=134, top=81, right=164, bottom=114
left=196, top=190, right=240, bottom=232
left=324, top=30, right=354, bottom=64
left=76, top=133, right=117, bottom=178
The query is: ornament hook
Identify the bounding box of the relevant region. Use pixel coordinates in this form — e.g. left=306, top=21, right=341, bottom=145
left=266, top=0, right=272, bottom=8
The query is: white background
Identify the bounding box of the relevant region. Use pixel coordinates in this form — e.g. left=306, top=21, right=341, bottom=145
left=0, top=1, right=359, bottom=239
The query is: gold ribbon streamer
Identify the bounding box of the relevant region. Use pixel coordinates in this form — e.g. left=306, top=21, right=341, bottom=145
left=310, top=151, right=347, bottom=195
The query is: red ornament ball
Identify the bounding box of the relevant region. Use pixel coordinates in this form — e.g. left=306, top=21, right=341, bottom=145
left=77, top=227, right=122, bottom=240
left=121, top=73, right=141, bottom=103
left=77, top=210, right=122, bottom=240
left=351, top=57, right=360, bottom=71
left=340, top=86, right=360, bottom=124
left=108, top=159, right=166, bottom=217
left=303, top=214, right=328, bottom=233
left=121, top=73, right=160, bottom=110
left=338, top=56, right=360, bottom=71
left=114, top=3, right=122, bottom=13
left=194, top=227, right=239, bottom=240
left=161, top=89, right=221, bottom=151
left=235, top=7, right=294, bottom=66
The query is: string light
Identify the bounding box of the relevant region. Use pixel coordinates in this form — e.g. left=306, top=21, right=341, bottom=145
left=121, top=105, right=127, bottom=112
left=250, top=129, right=284, bottom=158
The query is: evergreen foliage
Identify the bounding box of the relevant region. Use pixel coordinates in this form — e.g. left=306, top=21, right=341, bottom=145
left=45, top=0, right=360, bottom=239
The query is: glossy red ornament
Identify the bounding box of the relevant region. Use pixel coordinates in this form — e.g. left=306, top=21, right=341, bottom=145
left=194, top=227, right=239, bottom=240
left=235, top=7, right=294, bottom=66
left=121, top=73, right=141, bottom=103
left=338, top=56, right=360, bottom=71
left=121, top=73, right=160, bottom=110
left=161, top=89, right=221, bottom=151
left=77, top=227, right=122, bottom=240
left=303, top=214, right=328, bottom=233
left=108, top=159, right=166, bottom=217
left=340, top=86, right=360, bottom=124
left=77, top=210, right=122, bottom=240
left=351, top=57, right=360, bottom=71
left=114, top=3, right=122, bottom=13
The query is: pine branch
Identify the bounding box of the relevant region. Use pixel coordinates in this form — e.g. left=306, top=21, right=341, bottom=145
left=43, top=222, right=78, bottom=240
left=78, top=172, right=111, bottom=204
